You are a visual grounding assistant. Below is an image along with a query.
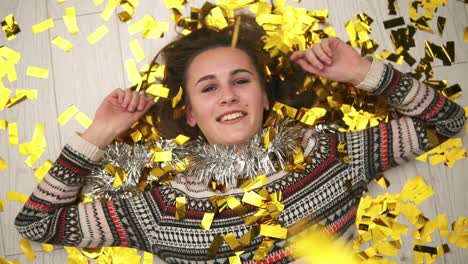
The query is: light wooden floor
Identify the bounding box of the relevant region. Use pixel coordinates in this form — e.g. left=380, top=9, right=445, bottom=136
left=0, top=0, right=467, bottom=263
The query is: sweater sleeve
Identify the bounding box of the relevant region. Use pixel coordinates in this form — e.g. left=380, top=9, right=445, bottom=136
left=14, top=133, right=163, bottom=252
left=341, top=57, right=466, bottom=183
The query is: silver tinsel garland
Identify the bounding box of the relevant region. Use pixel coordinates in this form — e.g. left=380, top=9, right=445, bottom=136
left=85, top=118, right=304, bottom=200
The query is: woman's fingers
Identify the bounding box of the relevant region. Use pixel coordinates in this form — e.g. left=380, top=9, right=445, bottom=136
left=312, top=43, right=332, bottom=65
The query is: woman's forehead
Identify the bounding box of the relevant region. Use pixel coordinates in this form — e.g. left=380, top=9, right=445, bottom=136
left=187, top=47, right=256, bottom=79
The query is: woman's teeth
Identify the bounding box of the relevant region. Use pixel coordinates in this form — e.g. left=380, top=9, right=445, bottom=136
left=220, top=112, right=244, bottom=122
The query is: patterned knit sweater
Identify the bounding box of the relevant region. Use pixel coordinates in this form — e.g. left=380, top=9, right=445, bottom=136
left=15, top=58, right=466, bottom=263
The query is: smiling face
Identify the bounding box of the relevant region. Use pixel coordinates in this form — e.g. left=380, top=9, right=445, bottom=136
left=185, top=47, right=269, bottom=145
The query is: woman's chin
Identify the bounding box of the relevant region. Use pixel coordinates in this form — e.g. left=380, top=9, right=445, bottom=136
left=211, top=130, right=255, bottom=146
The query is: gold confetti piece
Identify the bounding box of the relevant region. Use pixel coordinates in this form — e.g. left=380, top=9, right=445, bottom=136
left=152, top=151, right=172, bottom=162
left=63, top=7, right=79, bottom=34
left=143, top=251, right=153, bottom=264
left=207, top=235, right=224, bottom=258
left=375, top=175, right=390, bottom=189
left=32, top=18, right=54, bottom=34
left=101, top=0, right=119, bottom=21
left=87, top=25, right=109, bottom=45
left=0, top=199, right=4, bottom=212
left=242, top=191, right=265, bottom=207
left=171, top=86, right=183, bottom=108
left=64, top=246, right=88, bottom=263
left=399, top=176, right=433, bottom=205
left=0, top=85, right=12, bottom=110
left=124, top=59, right=142, bottom=85
left=437, top=16, right=446, bottom=35
left=297, top=107, right=326, bottom=126
left=163, top=0, right=184, bottom=10
left=226, top=196, right=248, bottom=216
left=19, top=239, right=36, bottom=261
left=272, top=102, right=297, bottom=118
left=8, top=122, right=18, bottom=145
left=200, top=211, right=215, bottom=230
left=464, top=27, right=468, bottom=42
left=174, top=134, right=190, bottom=145
left=290, top=230, right=360, bottom=264
left=33, top=160, right=53, bottom=182
left=259, top=224, right=287, bottom=239
left=6, top=190, right=29, bottom=203
left=93, top=0, right=104, bottom=5
left=74, top=111, right=92, bottom=128
left=129, top=39, right=145, bottom=62
left=175, top=196, right=186, bottom=220
left=26, top=66, right=48, bottom=79
left=383, top=17, right=405, bottom=29
left=0, top=119, right=6, bottom=129
left=253, top=238, right=275, bottom=261
left=146, top=84, right=169, bottom=98
left=224, top=232, right=242, bottom=251
left=15, top=89, right=38, bottom=99
left=0, top=156, right=7, bottom=171
left=18, top=123, right=46, bottom=167
left=205, top=6, right=228, bottom=30
left=388, top=0, right=398, bottom=15
left=231, top=16, right=241, bottom=48
left=240, top=174, right=267, bottom=191
left=51, top=36, right=73, bottom=51
left=42, top=243, right=54, bottom=252
left=1, top=14, right=21, bottom=40
left=57, top=104, right=79, bottom=125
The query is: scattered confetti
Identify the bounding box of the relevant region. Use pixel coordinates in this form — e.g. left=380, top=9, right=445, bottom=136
left=7, top=122, right=18, bottom=145
left=101, top=0, right=119, bottom=21
left=129, top=39, right=145, bottom=62
left=33, top=160, right=53, bottom=182
left=57, top=104, right=79, bottom=125
left=6, top=190, right=29, bottom=203
left=26, top=66, right=49, bottom=79
left=74, top=112, right=92, bottom=128
left=63, top=7, right=79, bottom=34
left=1, top=14, right=21, bottom=40
left=87, top=25, right=109, bottom=45
left=0, top=156, right=7, bottom=171
left=19, top=239, right=36, bottom=261
left=32, top=18, right=54, bottom=34
left=51, top=36, right=73, bottom=52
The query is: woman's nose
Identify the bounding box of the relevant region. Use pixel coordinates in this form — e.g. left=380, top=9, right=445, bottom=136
left=220, top=85, right=239, bottom=105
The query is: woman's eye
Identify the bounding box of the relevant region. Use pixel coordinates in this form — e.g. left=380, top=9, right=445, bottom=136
left=202, top=85, right=216, bottom=93
left=234, top=79, right=250, bottom=85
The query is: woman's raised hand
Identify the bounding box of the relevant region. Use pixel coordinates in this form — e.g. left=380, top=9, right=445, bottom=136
left=290, top=38, right=371, bottom=86
left=82, top=88, right=156, bottom=148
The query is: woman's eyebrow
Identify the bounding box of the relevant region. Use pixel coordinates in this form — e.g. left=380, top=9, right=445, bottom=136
left=195, top=69, right=253, bottom=86
left=195, top=74, right=216, bottom=86
left=230, top=68, right=254, bottom=76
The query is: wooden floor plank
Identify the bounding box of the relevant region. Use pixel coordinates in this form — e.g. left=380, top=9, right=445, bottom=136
left=47, top=0, right=104, bottom=19
left=50, top=13, right=126, bottom=143
left=0, top=0, right=63, bottom=256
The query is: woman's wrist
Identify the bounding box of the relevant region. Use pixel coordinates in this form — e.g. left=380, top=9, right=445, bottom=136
left=351, top=57, right=372, bottom=86
left=81, top=122, right=115, bottom=149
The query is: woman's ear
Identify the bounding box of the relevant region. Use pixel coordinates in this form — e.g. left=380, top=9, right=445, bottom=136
left=185, top=105, right=197, bottom=127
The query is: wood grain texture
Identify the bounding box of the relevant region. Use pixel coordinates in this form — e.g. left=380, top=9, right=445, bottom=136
left=0, top=0, right=467, bottom=263
left=0, top=0, right=63, bottom=256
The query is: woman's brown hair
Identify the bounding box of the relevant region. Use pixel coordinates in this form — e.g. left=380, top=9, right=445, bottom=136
left=148, top=10, right=313, bottom=139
